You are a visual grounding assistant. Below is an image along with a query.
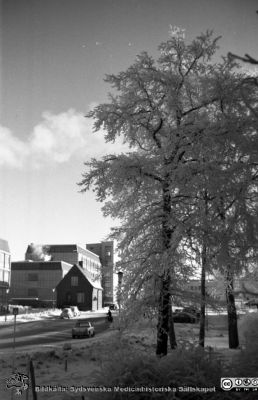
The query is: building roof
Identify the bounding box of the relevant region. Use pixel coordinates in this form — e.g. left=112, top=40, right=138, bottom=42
left=0, top=238, right=10, bottom=253
left=11, top=261, right=73, bottom=271
left=77, top=265, right=103, bottom=290
left=56, top=264, right=103, bottom=290
left=26, top=243, right=100, bottom=262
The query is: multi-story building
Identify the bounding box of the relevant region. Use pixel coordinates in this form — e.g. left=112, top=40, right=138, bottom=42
left=185, top=277, right=258, bottom=308
left=25, top=243, right=101, bottom=283
left=10, top=243, right=103, bottom=308
left=0, top=238, right=11, bottom=311
left=86, top=241, right=114, bottom=305
left=9, top=261, right=72, bottom=305
left=185, top=279, right=226, bottom=305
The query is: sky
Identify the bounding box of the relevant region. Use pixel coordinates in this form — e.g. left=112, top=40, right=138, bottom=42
left=0, top=0, right=257, bottom=260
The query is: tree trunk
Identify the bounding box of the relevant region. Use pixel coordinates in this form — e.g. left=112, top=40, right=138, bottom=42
left=156, top=275, right=170, bottom=356
left=199, top=191, right=208, bottom=347
left=156, top=178, right=177, bottom=356
left=226, top=267, right=239, bottom=349
left=199, top=242, right=207, bottom=347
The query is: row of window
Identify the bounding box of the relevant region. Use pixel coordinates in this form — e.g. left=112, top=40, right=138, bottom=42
left=50, top=252, right=100, bottom=271
left=27, top=288, right=86, bottom=303
left=0, top=269, right=10, bottom=284
left=0, top=252, right=11, bottom=269
left=15, top=274, right=102, bottom=289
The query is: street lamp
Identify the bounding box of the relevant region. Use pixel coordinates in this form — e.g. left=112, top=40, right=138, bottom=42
left=52, top=288, right=55, bottom=310
left=5, top=288, right=9, bottom=322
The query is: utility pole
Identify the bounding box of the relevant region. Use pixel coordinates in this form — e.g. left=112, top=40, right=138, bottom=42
left=12, top=307, right=19, bottom=372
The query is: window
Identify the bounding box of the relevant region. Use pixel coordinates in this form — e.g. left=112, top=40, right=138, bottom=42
left=71, top=276, right=78, bottom=286
left=77, top=292, right=85, bottom=303
left=3, top=271, right=9, bottom=283
left=28, top=288, right=38, bottom=297
left=0, top=253, right=4, bottom=268
left=28, top=273, right=38, bottom=281
left=5, top=254, right=11, bottom=268
left=105, top=247, right=112, bottom=259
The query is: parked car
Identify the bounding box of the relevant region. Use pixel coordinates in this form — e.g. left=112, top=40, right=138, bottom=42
left=173, top=307, right=183, bottom=313
left=104, top=303, right=117, bottom=310
left=173, top=311, right=197, bottom=323
left=182, top=307, right=200, bottom=319
left=245, top=299, right=258, bottom=308
left=72, top=320, right=95, bottom=338
left=70, top=306, right=80, bottom=317
left=60, top=308, right=74, bottom=319
left=60, top=306, right=81, bottom=318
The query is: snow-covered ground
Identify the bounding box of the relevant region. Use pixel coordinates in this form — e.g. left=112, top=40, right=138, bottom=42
left=0, top=308, right=256, bottom=399
left=0, top=307, right=115, bottom=400
left=0, top=307, right=109, bottom=325
left=1, top=305, right=255, bottom=325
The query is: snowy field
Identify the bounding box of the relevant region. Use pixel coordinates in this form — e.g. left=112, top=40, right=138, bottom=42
left=0, top=308, right=256, bottom=399
left=0, top=307, right=113, bottom=400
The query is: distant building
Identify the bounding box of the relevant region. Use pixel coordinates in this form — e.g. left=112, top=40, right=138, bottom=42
left=0, top=239, right=11, bottom=310
left=9, top=261, right=72, bottom=304
left=185, top=277, right=258, bottom=308
left=17, top=243, right=103, bottom=308
left=86, top=241, right=114, bottom=305
left=56, top=264, right=103, bottom=311
left=185, top=279, right=226, bottom=304
left=25, top=243, right=101, bottom=282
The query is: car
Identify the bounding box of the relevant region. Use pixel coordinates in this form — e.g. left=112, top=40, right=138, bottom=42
left=104, top=303, right=117, bottom=310
left=60, top=308, right=74, bottom=319
left=245, top=299, right=258, bottom=307
left=174, top=307, right=183, bottom=313
left=72, top=320, right=95, bottom=338
left=182, top=307, right=200, bottom=319
left=172, top=311, right=197, bottom=323
left=70, top=306, right=80, bottom=317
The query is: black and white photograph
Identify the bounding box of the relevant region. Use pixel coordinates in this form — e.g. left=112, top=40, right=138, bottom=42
left=0, top=0, right=258, bottom=399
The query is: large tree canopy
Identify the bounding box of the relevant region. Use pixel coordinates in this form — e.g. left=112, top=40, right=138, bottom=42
left=80, top=30, right=258, bottom=355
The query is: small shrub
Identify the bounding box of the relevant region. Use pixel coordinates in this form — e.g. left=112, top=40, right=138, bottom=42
left=89, top=343, right=223, bottom=399
left=88, top=336, right=258, bottom=399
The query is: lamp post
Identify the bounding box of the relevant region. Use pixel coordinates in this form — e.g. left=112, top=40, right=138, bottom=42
left=5, top=288, right=9, bottom=322
left=52, top=288, right=55, bottom=310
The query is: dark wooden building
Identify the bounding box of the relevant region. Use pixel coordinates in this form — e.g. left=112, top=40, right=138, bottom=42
left=56, top=264, right=102, bottom=311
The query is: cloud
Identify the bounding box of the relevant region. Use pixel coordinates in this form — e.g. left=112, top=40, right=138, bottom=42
left=29, top=109, right=89, bottom=165
left=0, top=126, right=28, bottom=168
left=0, top=108, right=128, bottom=169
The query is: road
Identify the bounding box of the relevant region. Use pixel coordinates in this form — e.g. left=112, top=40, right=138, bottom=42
left=0, top=313, right=108, bottom=353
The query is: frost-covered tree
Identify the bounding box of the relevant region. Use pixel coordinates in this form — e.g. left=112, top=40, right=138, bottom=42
left=80, top=30, right=258, bottom=354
